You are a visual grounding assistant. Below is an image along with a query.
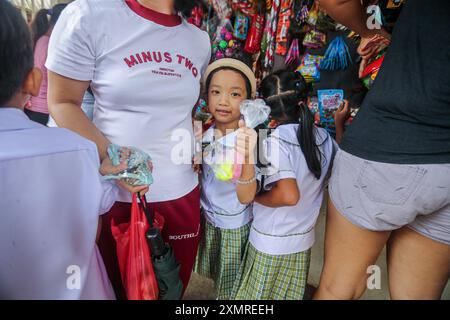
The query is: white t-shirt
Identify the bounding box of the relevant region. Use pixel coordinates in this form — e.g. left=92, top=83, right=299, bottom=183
left=250, top=124, right=338, bottom=255
left=46, top=0, right=211, bottom=202
left=200, top=126, right=253, bottom=229
left=0, top=108, right=117, bottom=299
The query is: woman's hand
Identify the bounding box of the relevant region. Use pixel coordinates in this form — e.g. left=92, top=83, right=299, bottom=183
left=236, top=120, right=258, bottom=164
left=357, top=29, right=390, bottom=77
left=99, top=148, right=151, bottom=196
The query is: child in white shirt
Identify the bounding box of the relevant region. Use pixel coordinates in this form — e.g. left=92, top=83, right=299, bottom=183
left=232, top=70, right=337, bottom=300
left=195, top=58, right=258, bottom=299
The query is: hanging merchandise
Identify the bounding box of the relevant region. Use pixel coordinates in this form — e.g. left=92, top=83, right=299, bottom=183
left=317, top=89, right=344, bottom=135
left=187, top=6, right=204, bottom=28
left=308, top=96, right=321, bottom=126
left=212, top=19, right=244, bottom=61
left=231, top=0, right=257, bottom=16
left=302, top=29, right=326, bottom=49
left=234, top=11, right=250, bottom=40
left=263, top=0, right=281, bottom=69
left=285, top=38, right=300, bottom=65
left=360, top=54, right=385, bottom=89
left=275, top=0, right=294, bottom=56
left=296, top=53, right=323, bottom=83
left=315, top=10, right=336, bottom=31
left=320, top=36, right=352, bottom=71
left=306, top=1, right=319, bottom=26
left=298, top=4, right=309, bottom=24
left=245, top=12, right=265, bottom=54
left=210, top=0, right=232, bottom=20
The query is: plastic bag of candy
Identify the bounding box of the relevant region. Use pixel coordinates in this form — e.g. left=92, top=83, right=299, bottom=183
left=104, top=144, right=153, bottom=186
left=317, top=89, right=344, bottom=134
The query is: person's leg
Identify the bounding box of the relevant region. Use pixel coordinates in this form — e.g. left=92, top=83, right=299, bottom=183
left=314, top=198, right=390, bottom=300
left=152, top=186, right=201, bottom=294
left=387, top=227, right=450, bottom=300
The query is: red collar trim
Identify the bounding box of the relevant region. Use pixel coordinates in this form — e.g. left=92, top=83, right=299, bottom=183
left=125, top=0, right=181, bottom=27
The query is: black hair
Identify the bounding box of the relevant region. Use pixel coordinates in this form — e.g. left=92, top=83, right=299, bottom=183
left=0, top=0, right=34, bottom=106
left=175, top=0, right=200, bottom=17
left=30, top=3, right=66, bottom=49
left=259, top=70, right=322, bottom=179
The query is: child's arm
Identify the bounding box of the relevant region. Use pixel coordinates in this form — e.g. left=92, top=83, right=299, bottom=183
left=235, top=120, right=258, bottom=204
left=334, top=100, right=351, bottom=144
left=236, top=164, right=257, bottom=204
left=255, top=179, right=300, bottom=208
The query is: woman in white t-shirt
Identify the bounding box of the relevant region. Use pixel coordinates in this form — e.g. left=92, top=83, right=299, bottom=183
left=46, top=0, right=211, bottom=299
left=231, top=70, right=337, bottom=300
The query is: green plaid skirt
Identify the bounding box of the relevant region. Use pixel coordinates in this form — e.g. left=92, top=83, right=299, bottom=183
left=194, top=216, right=250, bottom=300
left=231, top=242, right=311, bottom=300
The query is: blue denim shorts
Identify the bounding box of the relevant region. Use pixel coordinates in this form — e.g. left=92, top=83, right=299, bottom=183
left=329, top=150, right=450, bottom=245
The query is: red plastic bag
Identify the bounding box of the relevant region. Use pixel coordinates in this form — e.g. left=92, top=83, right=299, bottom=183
left=111, top=194, right=164, bottom=300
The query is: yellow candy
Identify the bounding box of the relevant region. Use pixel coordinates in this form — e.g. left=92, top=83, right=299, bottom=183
left=228, top=40, right=234, bottom=47
left=215, top=163, right=234, bottom=181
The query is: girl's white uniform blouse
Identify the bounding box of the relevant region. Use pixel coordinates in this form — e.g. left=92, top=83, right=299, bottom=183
left=250, top=124, right=338, bottom=255
left=200, top=127, right=253, bottom=229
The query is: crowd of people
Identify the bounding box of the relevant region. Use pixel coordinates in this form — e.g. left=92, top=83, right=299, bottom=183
left=0, top=0, right=449, bottom=300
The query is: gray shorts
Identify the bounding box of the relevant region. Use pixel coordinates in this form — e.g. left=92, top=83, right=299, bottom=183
left=329, top=150, right=450, bottom=246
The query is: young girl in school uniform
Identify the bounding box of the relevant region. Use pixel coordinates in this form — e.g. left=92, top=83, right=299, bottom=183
left=231, top=70, right=337, bottom=300
left=194, top=58, right=259, bottom=299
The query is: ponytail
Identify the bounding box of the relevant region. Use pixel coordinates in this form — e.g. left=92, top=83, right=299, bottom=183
left=260, top=69, right=322, bottom=180
left=297, top=103, right=322, bottom=179
left=30, top=9, right=49, bottom=49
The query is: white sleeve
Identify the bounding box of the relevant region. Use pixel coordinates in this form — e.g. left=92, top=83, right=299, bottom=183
left=200, top=32, right=211, bottom=76
left=260, top=136, right=296, bottom=191
left=45, top=0, right=96, bottom=81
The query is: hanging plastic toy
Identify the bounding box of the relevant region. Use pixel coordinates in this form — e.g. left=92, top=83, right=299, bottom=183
left=320, top=36, right=352, bottom=71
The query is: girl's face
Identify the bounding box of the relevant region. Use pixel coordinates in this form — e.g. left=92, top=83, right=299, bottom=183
left=207, top=69, right=248, bottom=127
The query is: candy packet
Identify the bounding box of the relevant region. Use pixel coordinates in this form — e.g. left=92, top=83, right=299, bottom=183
left=317, top=89, right=344, bottom=134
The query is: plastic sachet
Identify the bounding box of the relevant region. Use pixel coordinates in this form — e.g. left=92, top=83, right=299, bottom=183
left=104, top=144, right=153, bottom=186
left=204, top=99, right=270, bottom=182
left=240, top=99, right=271, bottom=129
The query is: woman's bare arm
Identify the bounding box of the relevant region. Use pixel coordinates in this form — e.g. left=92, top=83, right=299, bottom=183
left=47, top=71, right=111, bottom=160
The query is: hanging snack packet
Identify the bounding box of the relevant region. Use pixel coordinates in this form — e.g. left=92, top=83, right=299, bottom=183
left=295, top=54, right=323, bottom=83
left=302, top=29, right=326, bottom=49
left=275, top=0, right=294, bottom=56
left=234, top=11, right=250, bottom=40
left=317, top=89, right=344, bottom=134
